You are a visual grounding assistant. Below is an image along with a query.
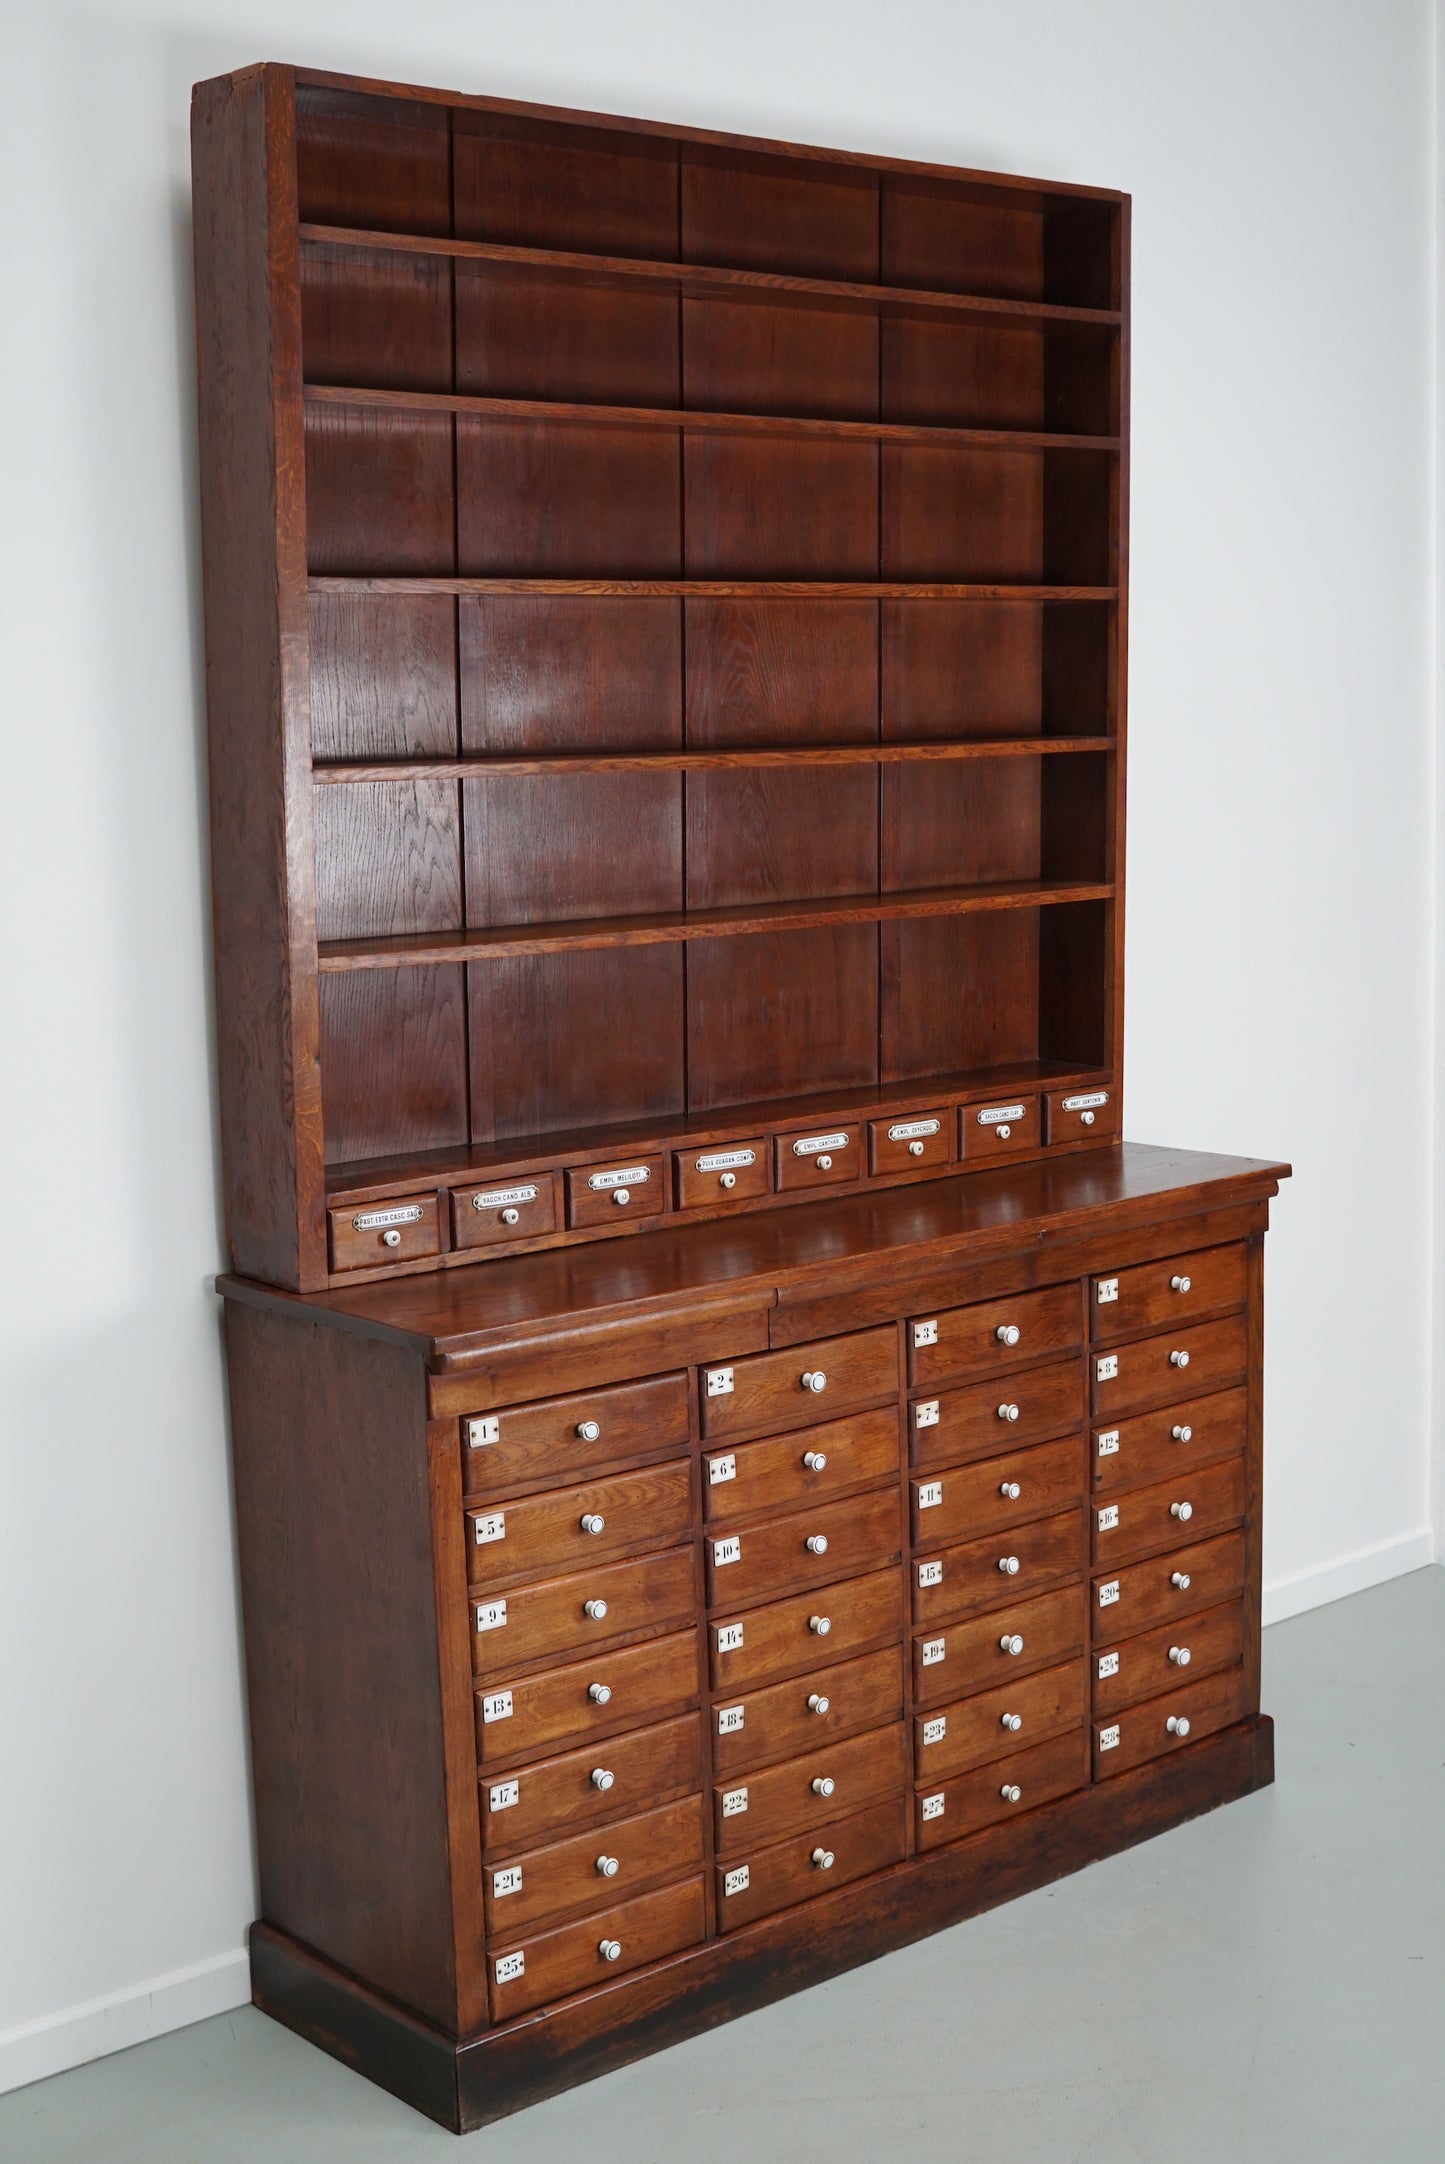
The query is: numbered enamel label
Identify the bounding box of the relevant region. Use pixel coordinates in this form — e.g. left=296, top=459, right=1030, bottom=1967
left=1096, top=1429, right=1120, bottom=1457
left=716, top=1704, right=745, bottom=1735
left=912, top=1319, right=939, bottom=1347
left=917, top=1479, right=943, bottom=1509
left=1097, top=1651, right=1120, bottom=1680
left=1096, top=1278, right=1119, bottom=1305
left=708, top=1454, right=737, bottom=1486
left=706, top=1367, right=735, bottom=1397
left=492, top=1864, right=523, bottom=1898
left=494, top=1951, right=525, bottom=1984
left=474, top=1599, right=508, bottom=1633
left=721, top=1787, right=749, bottom=1818
left=1097, top=1579, right=1120, bottom=1608
left=1095, top=1354, right=1119, bottom=1382
left=922, top=1716, right=947, bottom=1745
left=466, top=1414, right=501, bottom=1449
left=488, top=1779, right=520, bottom=1812
left=914, top=1399, right=940, bottom=1429
left=921, top=1792, right=945, bottom=1822
left=715, top=1621, right=745, bottom=1655
left=481, top=1689, right=514, bottom=1724
left=921, top=1636, right=946, bottom=1667
left=473, top=1511, right=506, bottom=1545
left=918, top=1560, right=944, bottom=1589
left=723, top=1865, right=751, bottom=1897
left=1096, top=1504, right=1120, bottom=1532
left=1098, top=1724, right=1121, bottom=1752
left=712, top=1536, right=741, bottom=1567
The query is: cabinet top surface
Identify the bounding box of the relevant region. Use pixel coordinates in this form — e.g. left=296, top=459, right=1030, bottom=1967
left=219, top=1142, right=1288, bottom=1362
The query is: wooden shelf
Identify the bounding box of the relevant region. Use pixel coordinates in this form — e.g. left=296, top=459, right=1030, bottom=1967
left=298, top=223, right=1122, bottom=330
left=317, top=880, right=1115, bottom=970
left=312, top=738, right=1115, bottom=783
left=309, top=578, right=1118, bottom=601
left=303, top=384, right=1119, bottom=456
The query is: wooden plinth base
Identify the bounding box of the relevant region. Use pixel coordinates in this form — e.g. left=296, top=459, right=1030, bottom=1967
left=251, top=1713, right=1274, bottom=2134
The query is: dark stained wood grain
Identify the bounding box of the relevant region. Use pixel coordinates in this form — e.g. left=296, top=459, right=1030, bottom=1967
left=459, top=595, right=681, bottom=756
left=311, top=576, right=1118, bottom=599
left=308, top=594, right=457, bottom=762
left=687, top=927, right=880, bottom=1110
left=456, top=420, right=680, bottom=579
left=295, top=84, right=451, bottom=235
left=468, top=949, right=686, bottom=1141
left=683, top=298, right=878, bottom=420
left=319, top=967, right=469, bottom=1166
left=453, top=112, right=679, bottom=257
left=455, top=270, right=680, bottom=407
left=685, top=438, right=878, bottom=581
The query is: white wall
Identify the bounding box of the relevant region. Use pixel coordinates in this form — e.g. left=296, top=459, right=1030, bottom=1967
left=0, top=0, right=1436, bottom=2095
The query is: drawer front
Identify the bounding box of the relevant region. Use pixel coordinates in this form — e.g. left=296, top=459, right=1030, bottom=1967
left=711, top=1645, right=905, bottom=1777
left=1093, top=1600, right=1246, bottom=1719
left=1092, top=1241, right=1248, bottom=1341
left=565, top=1156, right=665, bottom=1230
left=484, top=1795, right=705, bottom=1938
left=1093, top=1663, right=1249, bottom=1778
left=1092, top=1529, right=1247, bottom=1644
left=328, top=1193, right=441, bottom=1273
left=480, top=1714, right=702, bottom=1856
left=710, top=1567, right=903, bottom=1692
left=913, top=1660, right=1086, bottom=1782
left=916, top=1726, right=1089, bottom=1850
left=1092, top=1455, right=1246, bottom=1570
left=673, top=1138, right=770, bottom=1210
left=701, top=1327, right=898, bottom=1442
left=909, top=1282, right=1082, bottom=1389
left=489, top=1876, right=705, bottom=2022
left=1044, top=1086, right=1119, bottom=1147
left=910, top=1434, right=1086, bottom=1548
left=715, top=1796, right=906, bottom=1932
left=471, top=1548, right=695, bottom=1678
left=1091, top=1313, right=1248, bottom=1421
left=868, top=1109, right=952, bottom=1176
left=474, top=1629, right=699, bottom=1766
left=960, top=1094, right=1039, bottom=1161
left=913, top=1506, right=1086, bottom=1627
left=1092, top=1385, right=1248, bottom=1496
left=713, top=1723, right=906, bottom=1855
left=451, top=1174, right=559, bottom=1252
left=911, top=1360, right=1081, bottom=1471
left=467, top=1461, right=693, bottom=1589
left=704, top=1408, right=900, bottom=1525
left=912, top=1582, right=1087, bottom=1709
left=463, top=1372, right=689, bottom=1500
left=773, top=1124, right=863, bottom=1192
left=705, top=1488, right=900, bottom=1609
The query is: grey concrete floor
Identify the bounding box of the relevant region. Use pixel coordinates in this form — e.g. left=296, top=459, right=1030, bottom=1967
left=2, top=1567, right=1442, bottom=2164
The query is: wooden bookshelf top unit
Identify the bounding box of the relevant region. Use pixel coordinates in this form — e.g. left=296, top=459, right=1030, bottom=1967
left=192, top=63, right=1130, bottom=1293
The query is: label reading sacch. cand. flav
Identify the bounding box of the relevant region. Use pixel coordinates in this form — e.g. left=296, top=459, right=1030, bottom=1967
left=976, top=1104, right=1025, bottom=1127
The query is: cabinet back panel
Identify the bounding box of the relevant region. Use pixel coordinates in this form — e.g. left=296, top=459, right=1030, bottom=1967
left=686, top=769, right=878, bottom=908
left=881, top=914, right=1041, bottom=1081
left=883, top=446, right=1044, bottom=584
left=295, top=86, right=452, bottom=234
left=687, top=926, right=879, bottom=1110
left=301, top=245, right=452, bottom=393
left=882, top=601, right=1043, bottom=741
left=1039, top=902, right=1109, bottom=1067
left=320, top=968, right=469, bottom=1164
left=1042, top=605, right=1113, bottom=735
left=882, top=319, right=1045, bottom=432
left=683, top=299, right=878, bottom=419
left=457, top=419, right=680, bottom=578
left=883, top=186, right=1044, bottom=301
left=681, top=152, right=879, bottom=279
left=883, top=765, right=1042, bottom=891
left=460, top=597, right=681, bottom=753
left=453, top=114, right=679, bottom=257
left=305, top=408, right=455, bottom=577
left=685, top=600, right=878, bottom=745
left=684, top=437, right=878, bottom=579
left=468, top=950, right=685, bottom=1141
left=315, top=781, right=461, bottom=940
left=456, top=267, right=680, bottom=406
left=463, top=773, right=682, bottom=922
left=309, top=594, right=457, bottom=761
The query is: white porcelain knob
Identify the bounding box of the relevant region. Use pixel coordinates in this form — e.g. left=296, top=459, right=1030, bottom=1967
left=1171, top=1275, right=1192, bottom=1293
left=581, top=1512, right=606, bottom=1535
left=999, top=1481, right=1021, bottom=1500
left=1000, top=1783, right=1022, bottom=1802
left=806, top=1534, right=829, bottom=1555
left=381, top=1228, right=402, bottom=1248
left=1170, top=1501, right=1192, bottom=1521
left=1081, top=1110, right=1096, bottom=1126
left=998, top=1402, right=1020, bottom=1423
left=501, top=1206, right=521, bottom=1225
left=1169, top=1349, right=1190, bottom=1368
left=577, top=1419, right=601, bottom=1441
left=802, top=1371, right=827, bottom=1393
left=807, top=1693, right=830, bottom=1714
left=816, top=1154, right=833, bottom=1171
left=1167, top=1715, right=1191, bottom=1737
left=612, top=1188, right=631, bottom=1207
left=995, top=1123, right=1012, bottom=1140
left=812, top=1776, right=835, bottom=1797
left=809, top=1615, right=831, bottom=1635
left=909, top=1140, right=925, bottom=1156
left=596, top=1854, right=619, bottom=1877
left=599, top=1938, right=622, bottom=1961
left=1168, top=1646, right=1190, bottom=1666
left=811, top=1847, right=835, bottom=1870
left=590, top=1767, right=614, bottom=1791
left=998, top=1555, right=1020, bottom=1575
left=1000, top=1712, right=1022, bottom=1732
left=996, top=1324, right=1021, bottom=1346
left=1172, top=1424, right=1192, bottom=1442
left=584, top=1598, right=608, bottom=1620
left=588, top=1682, right=612, bottom=1703
left=803, top=1450, right=828, bottom=1472
left=1171, top=1572, right=1191, bottom=1591
left=719, top=1171, right=736, bottom=1189
left=1000, top=1634, right=1024, bottom=1656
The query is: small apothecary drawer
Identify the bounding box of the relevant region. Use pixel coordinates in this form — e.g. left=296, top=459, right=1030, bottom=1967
left=488, top=1878, right=705, bottom=2022
left=913, top=1507, right=1085, bottom=1628
left=713, top=1722, right=905, bottom=1855
left=910, top=1359, right=1080, bottom=1471
left=773, top=1125, right=863, bottom=1191
left=709, top=1566, right=903, bottom=1692
left=1044, top=1087, right=1119, bottom=1145
left=471, top=1548, right=696, bottom=1678
left=451, top=1174, right=559, bottom=1251
left=1091, top=1242, right=1248, bottom=1340
left=960, top=1096, right=1039, bottom=1160
left=462, top=1373, right=689, bottom=1500
left=912, top=1660, right=1086, bottom=1781
left=1091, top=1314, right=1248, bottom=1420
left=711, top=1646, right=904, bottom=1779
left=704, top=1489, right=900, bottom=1611
left=916, top=1727, right=1088, bottom=1851
left=327, top=1193, right=440, bottom=1273
left=1093, top=1664, right=1248, bottom=1778
left=673, top=1139, right=769, bottom=1210
left=1092, top=1600, right=1244, bottom=1719
left=479, top=1713, right=702, bottom=1857
left=1092, top=1386, right=1247, bottom=1496
left=1091, top=1455, right=1246, bottom=1570
left=484, top=1795, right=705, bottom=1939
left=475, top=1628, right=700, bottom=1766
left=909, top=1282, right=1081, bottom=1389
left=911, top=1582, right=1087, bottom=1708
left=700, top=1327, right=898, bottom=1442
left=467, top=1462, right=693, bottom=1590
left=565, top=1156, right=665, bottom=1229
left=703, top=1409, right=900, bottom=1526
left=868, top=1109, right=951, bottom=1176
left=910, top=1435, right=1085, bottom=1549
left=714, top=1797, right=905, bottom=1931
left=1091, top=1529, right=1246, bottom=1643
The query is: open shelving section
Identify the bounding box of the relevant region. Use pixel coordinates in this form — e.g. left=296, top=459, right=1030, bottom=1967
left=195, top=65, right=1128, bottom=1291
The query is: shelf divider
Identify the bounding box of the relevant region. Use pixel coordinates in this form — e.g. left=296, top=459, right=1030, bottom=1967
left=312, top=738, right=1116, bottom=783
left=308, top=577, right=1118, bottom=601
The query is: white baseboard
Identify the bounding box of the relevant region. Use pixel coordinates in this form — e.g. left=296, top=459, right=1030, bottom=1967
left=1262, top=1526, right=1438, bottom=1625
left=0, top=1947, right=250, bottom=2098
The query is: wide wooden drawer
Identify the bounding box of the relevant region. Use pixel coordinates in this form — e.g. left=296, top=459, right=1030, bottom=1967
left=488, top=1877, right=705, bottom=2022
left=1093, top=1664, right=1249, bottom=1777
left=911, top=1435, right=1086, bottom=1548
left=773, top=1123, right=863, bottom=1192
left=450, top=1173, right=559, bottom=1252
left=714, top=1723, right=906, bottom=1855
left=704, top=1408, right=900, bottom=1525
left=715, top=1796, right=906, bottom=1931
left=959, top=1094, right=1040, bottom=1161
left=467, top=1462, right=692, bottom=1590
left=701, top=1328, right=898, bottom=1442
left=1091, top=1314, right=1248, bottom=1421
left=1092, top=1241, right=1248, bottom=1341
left=1093, top=1601, right=1246, bottom=1719
left=710, top=1567, right=902, bottom=1692
left=705, top=1488, right=900, bottom=1609
left=914, top=1659, right=1086, bottom=1781
left=711, top=1646, right=905, bottom=1778
left=475, top=1629, right=699, bottom=1766
left=480, top=1714, right=702, bottom=1857
left=916, top=1726, right=1089, bottom=1850
left=1093, top=1385, right=1248, bottom=1496
left=328, top=1193, right=441, bottom=1273
left=565, top=1155, right=665, bottom=1229
left=673, top=1138, right=770, bottom=1210
left=912, top=1582, right=1087, bottom=1709
left=1044, top=1085, right=1119, bottom=1146
left=913, top=1506, right=1085, bottom=1627
left=471, top=1548, right=695, bottom=1678
left=484, top=1796, right=705, bottom=1938
left=1092, top=1455, right=1246, bottom=1569
left=909, top=1283, right=1081, bottom=1389
left=868, top=1109, right=952, bottom=1176
left=911, top=1361, right=1080, bottom=1471
left=462, top=1372, right=689, bottom=1500
left=1092, top=1529, right=1246, bottom=1643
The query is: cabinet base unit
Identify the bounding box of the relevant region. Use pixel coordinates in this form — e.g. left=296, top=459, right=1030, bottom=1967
left=221, top=1141, right=1287, bottom=2131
